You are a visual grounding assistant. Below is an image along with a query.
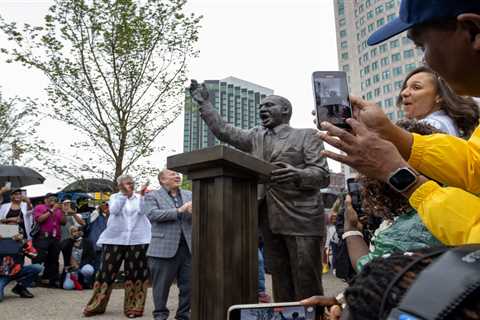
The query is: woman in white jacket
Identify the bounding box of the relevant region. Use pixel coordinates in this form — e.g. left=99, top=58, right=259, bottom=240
left=0, top=189, right=33, bottom=240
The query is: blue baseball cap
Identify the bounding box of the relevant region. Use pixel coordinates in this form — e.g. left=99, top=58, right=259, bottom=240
left=367, top=0, right=480, bottom=46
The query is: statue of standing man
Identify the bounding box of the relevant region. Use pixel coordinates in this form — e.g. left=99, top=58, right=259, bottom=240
left=189, top=80, right=330, bottom=302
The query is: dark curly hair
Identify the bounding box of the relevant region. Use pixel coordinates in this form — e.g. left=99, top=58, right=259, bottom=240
left=344, top=248, right=480, bottom=320
left=359, top=120, right=442, bottom=220
left=396, top=66, right=480, bottom=138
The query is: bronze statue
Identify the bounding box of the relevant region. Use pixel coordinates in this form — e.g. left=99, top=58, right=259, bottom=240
left=189, top=80, right=330, bottom=302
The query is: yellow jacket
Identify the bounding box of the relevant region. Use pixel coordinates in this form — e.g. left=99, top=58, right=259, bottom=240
left=408, top=127, right=480, bottom=245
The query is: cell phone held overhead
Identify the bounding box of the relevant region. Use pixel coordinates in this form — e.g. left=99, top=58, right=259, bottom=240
left=312, top=71, right=352, bottom=130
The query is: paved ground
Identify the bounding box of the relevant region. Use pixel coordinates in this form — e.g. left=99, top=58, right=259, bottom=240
left=1, top=273, right=346, bottom=319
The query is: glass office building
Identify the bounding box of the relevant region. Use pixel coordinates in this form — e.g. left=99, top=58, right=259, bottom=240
left=183, top=76, right=274, bottom=152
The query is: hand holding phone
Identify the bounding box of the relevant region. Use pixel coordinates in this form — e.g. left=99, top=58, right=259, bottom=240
left=228, top=302, right=316, bottom=320
left=312, top=71, right=352, bottom=130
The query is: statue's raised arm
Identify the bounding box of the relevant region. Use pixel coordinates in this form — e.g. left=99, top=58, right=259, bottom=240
left=188, top=80, right=254, bottom=152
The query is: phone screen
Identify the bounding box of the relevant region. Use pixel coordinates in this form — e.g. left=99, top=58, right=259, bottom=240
left=4, top=181, right=12, bottom=189
left=21, top=190, right=27, bottom=197
left=313, top=71, right=352, bottom=129
left=229, top=304, right=315, bottom=320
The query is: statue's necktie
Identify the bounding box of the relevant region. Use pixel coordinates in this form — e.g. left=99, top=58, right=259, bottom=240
left=263, top=129, right=275, bottom=162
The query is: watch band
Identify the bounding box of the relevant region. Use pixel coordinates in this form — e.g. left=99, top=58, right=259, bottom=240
left=342, top=230, right=364, bottom=240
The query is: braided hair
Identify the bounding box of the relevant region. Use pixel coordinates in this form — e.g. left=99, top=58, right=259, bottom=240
left=344, top=248, right=480, bottom=320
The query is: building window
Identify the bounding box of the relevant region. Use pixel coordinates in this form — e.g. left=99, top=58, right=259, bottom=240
left=405, top=63, right=416, bottom=73
left=379, top=43, right=388, bottom=53
left=382, top=70, right=391, bottom=80
left=366, top=91, right=373, bottom=100
left=342, top=64, right=350, bottom=72
left=341, top=41, right=348, bottom=49
left=340, top=29, right=347, bottom=38
left=374, top=88, right=381, bottom=97
left=385, top=98, right=394, bottom=107
left=380, top=57, right=390, bottom=66
left=364, top=65, right=370, bottom=74
left=394, top=80, right=403, bottom=90
left=367, top=10, right=374, bottom=19
left=377, top=18, right=385, bottom=27
left=373, top=74, right=380, bottom=83
left=368, top=23, right=375, bottom=32
left=393, top=66, right=403, bottom=77
left=371, top=61, right=379, bottom=71
left=339, top=18, right=346, bottom=26
left=341, top=52, right=349, bottom=60
left=391, top=53, right=401, bottom=62
left=387, top=14, right=396, bottom=22
left=390, top=39, right=400, bottom=48
left=403, top=49, right=415, bottom=59
left=383, top=84, right=392, bottom=94
left=385, top=0, right=395, bottom=10
left=366, top=78, right=372, bottom=87
left=370, top=48, right=377, bottom=58
left=375, top=5, right=384, bottom=14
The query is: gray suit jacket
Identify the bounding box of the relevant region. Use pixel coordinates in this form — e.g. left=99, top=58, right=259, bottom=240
left=144, top=187, right=192, bottom=258
left=199, top=104, right=330, bottom=236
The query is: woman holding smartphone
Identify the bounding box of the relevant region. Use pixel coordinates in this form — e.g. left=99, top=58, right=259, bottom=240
left=83, top=175, right=150, bottom=318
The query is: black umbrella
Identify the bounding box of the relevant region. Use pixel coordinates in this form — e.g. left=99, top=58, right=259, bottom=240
left=62, top=178, right=116, bottom=193
left=0, top=165, right=45, bottom=188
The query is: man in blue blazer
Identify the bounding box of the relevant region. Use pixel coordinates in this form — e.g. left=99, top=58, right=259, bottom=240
left=144, top=169, right=192, bottom=320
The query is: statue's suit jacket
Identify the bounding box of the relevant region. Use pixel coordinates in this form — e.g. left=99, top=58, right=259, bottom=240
left=144, top=187, right=192, bottom=258
left=199, top=104, right=330, bottom=236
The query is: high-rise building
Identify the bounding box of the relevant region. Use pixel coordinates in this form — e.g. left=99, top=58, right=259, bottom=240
left=333, top=0, right=424, bottom=179
left=183, top=76, right=274, bottom=152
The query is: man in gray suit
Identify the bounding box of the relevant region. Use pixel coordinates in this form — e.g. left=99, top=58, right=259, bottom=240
left=189, top=81, right=330, bottom=302
left=144, top=169, right=193, bottom=320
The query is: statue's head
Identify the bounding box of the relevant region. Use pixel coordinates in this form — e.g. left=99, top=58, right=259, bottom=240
left=258, top=95, right=292, bottom=128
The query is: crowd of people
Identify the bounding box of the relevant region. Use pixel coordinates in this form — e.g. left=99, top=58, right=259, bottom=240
left=1, top=0, right=480, bottom=319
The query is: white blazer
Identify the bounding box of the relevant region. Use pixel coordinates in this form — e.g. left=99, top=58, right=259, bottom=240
left=0, top=202, right=33, bottom=240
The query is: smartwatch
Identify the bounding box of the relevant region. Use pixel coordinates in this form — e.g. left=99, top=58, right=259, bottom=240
left=387, top=167, right=418, bottom=193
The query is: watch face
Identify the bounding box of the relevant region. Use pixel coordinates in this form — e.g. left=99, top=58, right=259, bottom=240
left=390, top=168, right=416, bottom=191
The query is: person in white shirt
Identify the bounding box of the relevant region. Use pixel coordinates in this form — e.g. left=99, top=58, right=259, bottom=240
left=83, top=175, right=150, bottom=319
left=397, top=66, right=479, bottom=138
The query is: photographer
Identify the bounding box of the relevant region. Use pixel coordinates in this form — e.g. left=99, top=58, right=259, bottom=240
left=32, top=193, right=66, bottom=288
left=60, top=199, right=85, bottom=242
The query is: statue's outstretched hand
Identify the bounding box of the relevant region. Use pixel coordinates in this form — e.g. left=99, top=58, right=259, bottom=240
left=189, top=79, right=210, bottom=105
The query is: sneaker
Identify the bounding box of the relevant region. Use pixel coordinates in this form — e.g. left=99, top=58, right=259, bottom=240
left=12, top=285, right=34, bottom=298
left=258, top=292, right=271, bottom=303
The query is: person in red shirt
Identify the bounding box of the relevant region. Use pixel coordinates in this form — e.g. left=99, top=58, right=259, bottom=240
left=32, top=193, right=66, bottom=287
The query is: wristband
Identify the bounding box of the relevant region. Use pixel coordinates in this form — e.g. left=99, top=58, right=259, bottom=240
left=342, top=230, right=363, bottom=240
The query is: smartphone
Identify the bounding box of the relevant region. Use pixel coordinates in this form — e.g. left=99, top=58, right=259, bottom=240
left=228, top=302, right=316, bottom=320
left=4, top=181, right=11, bottom=190
left=312, top=71, right=352, bottom=129
left=347, top=178, right=362, bottom=214
left=21, top=190, right=27, bottom=197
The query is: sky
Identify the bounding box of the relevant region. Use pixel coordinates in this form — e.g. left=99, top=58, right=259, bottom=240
left=0, top=0, right=340, bottom=195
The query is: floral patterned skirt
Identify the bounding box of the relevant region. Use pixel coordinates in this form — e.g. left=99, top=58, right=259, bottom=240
left=83, top=244, right=149, bottom=317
